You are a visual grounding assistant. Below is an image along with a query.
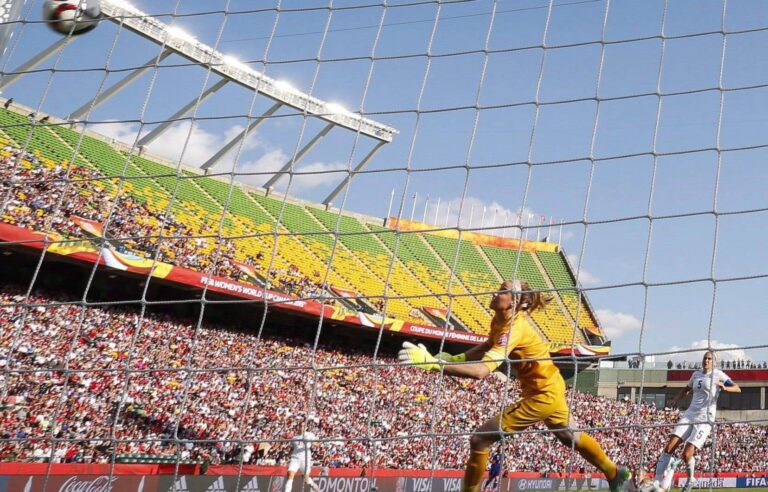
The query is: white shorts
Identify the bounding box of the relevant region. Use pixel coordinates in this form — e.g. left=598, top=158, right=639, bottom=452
left=672, top=414, right=712, bottom=449
left=287, top=454, right=313, bottom=475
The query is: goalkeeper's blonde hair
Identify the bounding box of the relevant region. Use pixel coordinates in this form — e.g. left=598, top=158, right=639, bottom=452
left=512, top=279, right=552, bottom=313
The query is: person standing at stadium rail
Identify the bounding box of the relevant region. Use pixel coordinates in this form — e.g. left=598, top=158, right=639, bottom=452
left=283, top=431, right=321, bottom=492
left=397, top=279, right=632, bottom=492
left=644, top=350, right=740, bottom=492
left=482, top=451, right=503, bottom=492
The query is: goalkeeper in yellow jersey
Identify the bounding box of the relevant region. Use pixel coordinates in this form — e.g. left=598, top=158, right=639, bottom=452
left=398, top=280, right=632, bottom=492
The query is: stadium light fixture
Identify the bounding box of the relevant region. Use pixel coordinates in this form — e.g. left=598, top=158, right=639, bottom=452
left=107, top=0, right=135, bottom=9
left=222, top=55, right=248, bottom=71
left=98, top=0, right=397, bottom=143
left=325, top=102, right=351, bottom=116
left=166, top=26, right=195, bottom=43
left=0, top=1, right=14, bottom=23
left=274, top=80, right=297, bottom=94
left=0, top=0, right=37, bottom=77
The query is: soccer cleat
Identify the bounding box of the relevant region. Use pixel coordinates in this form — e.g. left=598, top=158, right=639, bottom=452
left=682, top=479, right=696, bottom=492
left=609, top=466, right=633, bottom=492
left=636, top=481, right=658, bottom=492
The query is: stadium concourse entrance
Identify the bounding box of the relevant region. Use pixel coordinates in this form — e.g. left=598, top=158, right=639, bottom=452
left=0, top=242, right=476, bottom=358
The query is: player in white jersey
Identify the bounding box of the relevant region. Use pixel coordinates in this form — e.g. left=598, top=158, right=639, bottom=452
left=283, top=431, right=320, bottom=492
left=645, top=351, right=740, bottom=492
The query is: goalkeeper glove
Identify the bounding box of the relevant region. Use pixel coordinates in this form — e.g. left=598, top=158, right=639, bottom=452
left=436, top=352, right=467, bottom=363
left=398, top=342, right=440, bottom=371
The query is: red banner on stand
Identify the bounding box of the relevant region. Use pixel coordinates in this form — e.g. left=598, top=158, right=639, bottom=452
left=0, top=222, right=614, bottom=354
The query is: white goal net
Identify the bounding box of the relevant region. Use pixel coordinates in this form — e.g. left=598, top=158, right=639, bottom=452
left=0, top=1, right=766, bottom=491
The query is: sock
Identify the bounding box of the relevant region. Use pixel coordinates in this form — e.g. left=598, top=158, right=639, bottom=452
left=283, top=478, right=293, bottom=492
left=654, top=453, right=673, bottom=483
left=661, top=458, right=677, bottom=490
left=686, top=457, right=696, bottom=484
left=462, top=449, right=490, bottom=492
left=574, top=433, right=617, bottom=481
left=305, top=475, right=319, bottom=492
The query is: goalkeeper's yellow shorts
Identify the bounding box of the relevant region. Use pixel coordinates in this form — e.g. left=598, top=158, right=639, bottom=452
left=499, top=376, right=571, bottom=432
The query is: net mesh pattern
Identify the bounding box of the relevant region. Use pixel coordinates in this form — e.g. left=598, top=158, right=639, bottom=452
left=0, top=0, right=766, bottom=489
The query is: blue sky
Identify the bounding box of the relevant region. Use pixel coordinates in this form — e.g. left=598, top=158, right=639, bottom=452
left=3, top=0, right=768, bottom=362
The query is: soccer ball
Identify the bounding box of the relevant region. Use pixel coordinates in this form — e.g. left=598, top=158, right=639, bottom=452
left=43, top=0, right=102, bottom=36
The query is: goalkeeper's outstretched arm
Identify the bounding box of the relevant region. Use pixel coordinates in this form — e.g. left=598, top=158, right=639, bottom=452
left=457, top=340, right=494, bottom=362
left=398, top=339, right=496, bottom=380
left=399, top=279, right=539, bottom=380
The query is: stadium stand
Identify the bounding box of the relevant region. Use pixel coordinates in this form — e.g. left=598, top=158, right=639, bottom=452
left=420, top=234, right=496, bottom=318
left=0, top=285, right=764, bottom=472
left=248, top=192, right=419, bottom=321
left=366, top=225, right=493, bottom=333
left=479, top=244, right=589, bottom=344
left=0, top=110, right=764, bottom=474
left=308, top=209, right=450, bottom=323
left=0, top=105, right=603, bottom=343
left=129, top=154, right=226, bottom=215
left=0, top=111, right=84, bottom=167
left=536, top=251, right=603, bottom=338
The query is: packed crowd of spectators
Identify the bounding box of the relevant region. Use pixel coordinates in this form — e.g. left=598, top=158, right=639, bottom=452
left=0, top=285, right=765, bottom=474
left=1, top=144, right=766, bottom=474
left=271, top=266, right=325, bottom=300
left=0, top=146, right=327, bottom=299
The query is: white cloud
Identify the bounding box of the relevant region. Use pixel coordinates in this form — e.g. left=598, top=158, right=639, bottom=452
left=566, top=254, right=600, bottom=286
left=85, top=120, right=340, bottom=193
left=154, top=121, right=229, bottom=167
left=232, top=147, right=346, bottom=193
left=414, top=196, right=554, bottom=240
left=282, top=160, right=347, bottom=193
left=234, top=148, right=288, bottom=187
left=88, top=121, right=138, bottom=144
left=666, top=339, right=752, bottom=362
left=595, top=309, right=642, bottom=339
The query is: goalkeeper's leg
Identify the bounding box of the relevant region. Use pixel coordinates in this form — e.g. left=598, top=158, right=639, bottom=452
left=465, top=391, right=570, bottom=492
left=551, top=426, right=632, bottom=492
left=462, top=415, right=503, bottom=492
left=547, top=407, right=630, bottom=492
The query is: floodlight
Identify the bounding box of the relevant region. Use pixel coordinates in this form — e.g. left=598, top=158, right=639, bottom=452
left=275, top=80, right=297, bottom=94
left=326, top=102, right=351, bottom=116
left=166, top=26, right=195, bottom=43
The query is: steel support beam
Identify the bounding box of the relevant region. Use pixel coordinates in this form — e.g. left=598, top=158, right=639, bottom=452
left=68, top=49, right=172, bottom=121
left=100, top=0, right=397, bottom=143
left=0, top=36, right=72, bottom=91
left=199, top=101, right=283, bottom=171
left=0, top=0, right=26, bottom=65
left=322, top=141, right=385, bottom=206
left=137, top=78, right=228, bottom=147
left=262, top=122, right=334, bottom=189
